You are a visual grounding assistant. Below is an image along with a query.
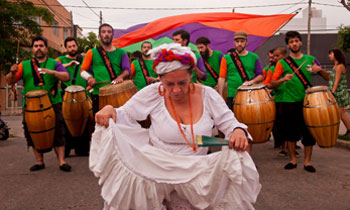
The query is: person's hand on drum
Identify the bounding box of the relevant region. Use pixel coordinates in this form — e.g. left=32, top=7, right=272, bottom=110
left=95, top=105, right=117, bottom=128
left=112, top=76, right=124, bottom=84
left=242, top=80, right=253, bottom=86
left=229, top=128, right=249, bottom=152
left=87, top=77, right=96, bottom=87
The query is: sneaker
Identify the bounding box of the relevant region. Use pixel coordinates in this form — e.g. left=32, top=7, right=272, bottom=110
left=279, top=151, right=288, bottom=157
left=30, top=164, right=45, bottom=171
left=295, top=151, right=300, bottom=157
left=59, top=163, right=72, bottom=172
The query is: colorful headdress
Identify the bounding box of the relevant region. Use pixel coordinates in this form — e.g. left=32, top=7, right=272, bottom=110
left=149, top=43, right=196, bottom=75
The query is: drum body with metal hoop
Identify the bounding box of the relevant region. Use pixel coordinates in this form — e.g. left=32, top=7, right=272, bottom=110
left=233, top=84, right=276, bottom=143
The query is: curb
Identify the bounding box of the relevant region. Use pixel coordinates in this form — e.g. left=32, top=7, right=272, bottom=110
left=336, top=139, right=350, bottom=150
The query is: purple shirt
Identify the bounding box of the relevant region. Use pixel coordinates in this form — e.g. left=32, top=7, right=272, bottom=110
left=121, top=53, right=131, bottom=74
left=196, top=56, right=207, bottom=81
left=55, top=62, right=70, bottom=80
left=254, top=59, right=263, bottom=76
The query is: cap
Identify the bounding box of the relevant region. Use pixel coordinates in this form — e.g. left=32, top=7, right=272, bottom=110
left=234, top=31, right=248, bottom=40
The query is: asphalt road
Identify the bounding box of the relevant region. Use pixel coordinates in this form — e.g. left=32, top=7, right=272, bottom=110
left=1, top=115, right=350, bottom=210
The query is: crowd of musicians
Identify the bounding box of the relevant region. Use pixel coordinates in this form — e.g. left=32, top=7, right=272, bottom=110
left=5, top=23, right=350, bottom=175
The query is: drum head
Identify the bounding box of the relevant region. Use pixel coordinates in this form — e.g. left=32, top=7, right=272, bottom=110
left=306, top=86, right=329, bottom=93
left=25, top=90, right=48, bottom=98
left=65, top=85, right=85, bottom=93
left=99, top=80, right=136, bottom=96
left=237, top=83, right=266, bottom=91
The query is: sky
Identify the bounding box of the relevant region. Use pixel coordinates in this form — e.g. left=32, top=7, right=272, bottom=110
left=56, top=0, right=350, bottom=36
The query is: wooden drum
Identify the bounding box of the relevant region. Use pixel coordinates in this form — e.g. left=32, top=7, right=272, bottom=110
left=303, top=86, right=340, bottom=148
left=99, top=80, right=137, bottom=110
left=62, top=85, right=89, bottom=137
left=25, top=90, right=55, bottom=153
left=233, top=84, right=276, bottom=143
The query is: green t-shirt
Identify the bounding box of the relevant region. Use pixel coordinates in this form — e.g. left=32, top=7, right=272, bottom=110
left=132, top=59, right=157, bottom=90
left=224, top=52, right=260, bottom=97
left=21, top=58, right=63, bottom=107
left=277, top=54, right=315, bottom=102
left=57, top=55, right=87, bottom=88
left=90, top=48, right=127, bottom=95
left=200, top=50, right=223, bottom=88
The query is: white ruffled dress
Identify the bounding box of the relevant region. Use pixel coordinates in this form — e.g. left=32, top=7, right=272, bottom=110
left=89, top=83, right=261, bottom=210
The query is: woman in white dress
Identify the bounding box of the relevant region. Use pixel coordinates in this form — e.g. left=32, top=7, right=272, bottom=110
left=91, top=43, right=261, bottom=210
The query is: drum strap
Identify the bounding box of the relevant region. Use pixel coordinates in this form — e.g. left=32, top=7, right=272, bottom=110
left=96, top=46, right=118, bottom=81
left=138, top=58, right=150, bottom=85
left=72, top=54, right=83, bottom=85
left=30, top=58, right=46, bottom=86
left=203, top=59, right=218, bottom=81
left=230, top=50, right=249, bottom=82
left=284, top=56, right=312, bottom=89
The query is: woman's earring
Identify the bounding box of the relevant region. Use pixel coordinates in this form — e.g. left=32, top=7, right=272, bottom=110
left=158, top=84, right=166, bottom=96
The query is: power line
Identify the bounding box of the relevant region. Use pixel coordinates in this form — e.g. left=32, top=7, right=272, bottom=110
left=81, top=0, right=100, bottom=18
left=38, top=0, right=71, bottom=26
left=24, top=2, right=312, bottom=10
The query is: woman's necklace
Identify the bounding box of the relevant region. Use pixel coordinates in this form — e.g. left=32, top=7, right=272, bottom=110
left=168, top=92, right=197, bottom=152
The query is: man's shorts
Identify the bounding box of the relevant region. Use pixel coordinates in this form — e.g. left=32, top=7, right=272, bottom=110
left=279, top=101, right=315, bottom=146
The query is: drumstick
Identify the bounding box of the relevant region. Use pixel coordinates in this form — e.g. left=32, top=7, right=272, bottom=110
left=291, top=60, right=307, bottom=76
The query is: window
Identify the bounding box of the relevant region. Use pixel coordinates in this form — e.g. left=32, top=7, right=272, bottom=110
left=53, top=21, right=58, bottom=36
left=64, top=28, right=68, bottom=40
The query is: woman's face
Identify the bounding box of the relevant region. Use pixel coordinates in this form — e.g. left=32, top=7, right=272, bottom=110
left=328, top=51, right=335, bottom=61
left=160, top=69, right=192, bottom=102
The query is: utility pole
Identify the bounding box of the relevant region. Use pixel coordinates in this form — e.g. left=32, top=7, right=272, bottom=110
left=307, top=0, right=312, bottom=55
left=70, top=11, right=75, bottom=38
left=100, top=11, right=103, bottom=25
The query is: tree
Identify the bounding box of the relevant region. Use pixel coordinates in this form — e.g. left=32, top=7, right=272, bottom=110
left=77, top=32, right=100, bottom=53
left=0, top=0, right=54, bottom=72
left=340, top=0, right=350, bottom=12
left=337, top=25, right=350, bottom=53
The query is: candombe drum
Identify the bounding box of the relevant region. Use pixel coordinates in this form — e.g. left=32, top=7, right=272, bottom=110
left=99, top=80, right=138, bottom=110
left=62, top=85, right=89, bottom=137
left=233, top=84, right=276, bottom=143
left=303, top=86, right=340, bottom=148
left=25, top=90, right=55, bottom=153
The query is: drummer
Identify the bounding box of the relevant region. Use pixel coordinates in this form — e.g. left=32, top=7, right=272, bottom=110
left=172, top=29, right=207, bottom=82
left=195, top=36, right=224, bottom=88
left=80, top=23, right=131, bottom=114
left=130, top=41, right=159, bottom=90
left=217, top=31, right=263, bottom=111
left=6, top=36, right=72, bottom=172
left=270, top=31, right=329, bottom=173
left=57, top=37, right=90, bottom=157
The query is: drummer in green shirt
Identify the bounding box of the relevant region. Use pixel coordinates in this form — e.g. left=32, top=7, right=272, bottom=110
left=130, top=41, right=159, bottom=90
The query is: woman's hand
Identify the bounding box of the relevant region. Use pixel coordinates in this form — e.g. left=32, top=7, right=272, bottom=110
left=229, top=128, right=249, bottom=152
left=95, top=105, right=117, bottom=128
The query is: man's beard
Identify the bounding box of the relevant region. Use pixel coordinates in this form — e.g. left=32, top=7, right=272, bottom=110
left=201, top=49, right=210, bottom=60
left=236, top=46, right=245, bottom=54
left=68, top=50, right=78, bottom=57
left=142, top=51, right=150, bottom=58
left=101, top=36, right=112, bottom=45
left=35, top=50, right=45, bottom=59
left=290, top=46, right=301, bottom=54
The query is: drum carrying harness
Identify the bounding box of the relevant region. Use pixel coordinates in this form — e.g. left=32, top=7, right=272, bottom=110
left=229, top=50, right=249, bottom=82
left=284, top=56, right=312, bottom=89
left=97, top=46, right=118, bottom=81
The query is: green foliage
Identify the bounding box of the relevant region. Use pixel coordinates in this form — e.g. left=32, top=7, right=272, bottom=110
left=77, top=32, right=100, bottom=53
left=0, top=0, right=54, bottom=72
left=337, top=25, right=350, bottom=53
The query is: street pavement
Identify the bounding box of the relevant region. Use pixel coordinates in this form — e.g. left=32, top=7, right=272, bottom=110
left=1, top=114, right=350, bottom=210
